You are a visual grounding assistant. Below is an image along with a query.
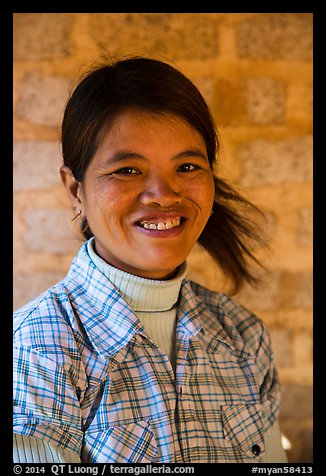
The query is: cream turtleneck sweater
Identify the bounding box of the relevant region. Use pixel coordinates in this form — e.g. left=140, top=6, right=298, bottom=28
left=87, top=237, right=188, bottom=370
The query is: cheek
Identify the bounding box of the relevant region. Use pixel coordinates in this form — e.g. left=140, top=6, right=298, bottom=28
left=188, top=176, right=215, bottom=211
left=87, top=184, right=136, bottom=224
left=87, top=182, right=119, bottom=208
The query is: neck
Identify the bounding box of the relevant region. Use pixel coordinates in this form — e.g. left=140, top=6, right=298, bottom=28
left=87, top=237, right=188, bottom=312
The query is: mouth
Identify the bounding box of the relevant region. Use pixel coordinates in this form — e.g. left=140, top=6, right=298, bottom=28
left=134, top=216, right=187, bottom=236
left=137, top=217, right=183, bottom=230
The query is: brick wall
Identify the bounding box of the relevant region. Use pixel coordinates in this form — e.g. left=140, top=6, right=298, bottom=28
left=13, top=13, right=313, bottom=463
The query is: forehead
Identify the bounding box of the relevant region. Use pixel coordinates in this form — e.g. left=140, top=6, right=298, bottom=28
left=97, top=109, right=206, bottom=149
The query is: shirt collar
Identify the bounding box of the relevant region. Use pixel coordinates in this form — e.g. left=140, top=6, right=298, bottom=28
left=66, top=241, right=235, bottom=357
left=177, top=279, right=235, bottom=350
left=65, top=241, right=144, bottom=357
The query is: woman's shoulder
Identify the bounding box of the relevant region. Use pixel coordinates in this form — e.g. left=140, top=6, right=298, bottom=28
left=188, top=280, right=268, bottom=354
left=189, top=279, right=259, bottom=319
left=13, top=278, right=76, bottom=346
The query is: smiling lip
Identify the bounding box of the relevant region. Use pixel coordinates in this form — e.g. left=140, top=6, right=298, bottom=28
left=134, top=214, right=187, bottom=237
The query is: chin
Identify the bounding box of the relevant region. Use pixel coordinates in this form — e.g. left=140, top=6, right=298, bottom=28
left=139, top=258, right=186, bottom=278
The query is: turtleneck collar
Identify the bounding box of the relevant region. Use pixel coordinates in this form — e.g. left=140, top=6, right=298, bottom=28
left=87, top=237, right=188, bottom=312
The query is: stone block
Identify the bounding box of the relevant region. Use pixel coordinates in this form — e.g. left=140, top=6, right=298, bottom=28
left=238, top=136, right=313, bottom=187
left=236, top=268, right=313, bottom=313
left=192, top=77, right=215, bottom=108
left=14, top=13, right=73, bottom=60
left=288, top=79, right=313, bottom=126
left=213, top=79, right=247, bottom=126
left=14, top=271, right=66, bottom=311
left=294, top=271, right=313, bottom=309
left=269, top=328, right=292, bottom=367
left=235, top=13, right=312, bottom=61
left=234, top=269, right=281, bottom=312
left=24, top=208, right=80, bottom=254
left=279, top=271, right=313, bottom=309
left=246, top=77, right=286, bottom=125
left=292, top=332, right=313, bottom=367
left=15, top=71, right=72, bottom=127
left=168, top=13, right=219, bottom=60
left=13, top=141, right=62, bottom=191
left=280, top=384, right=313, bottom=420
left=89, top=13, right=219, bottom=60
left=297, top=208, right=313, bottom=246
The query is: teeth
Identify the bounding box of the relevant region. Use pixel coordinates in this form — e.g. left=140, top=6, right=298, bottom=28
left=140, top=218, right=181, bottom=230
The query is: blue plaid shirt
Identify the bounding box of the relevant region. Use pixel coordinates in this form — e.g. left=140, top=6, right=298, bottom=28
left=13, top=241, right=280, bottom=463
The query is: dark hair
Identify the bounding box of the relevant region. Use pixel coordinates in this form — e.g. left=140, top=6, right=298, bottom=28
left=61, top=56, right=268, bottom=293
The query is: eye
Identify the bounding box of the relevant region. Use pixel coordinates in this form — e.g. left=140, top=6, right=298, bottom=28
left=177, top=163, right=199, bottom=173
left=114, top=167, right=140, bottom=175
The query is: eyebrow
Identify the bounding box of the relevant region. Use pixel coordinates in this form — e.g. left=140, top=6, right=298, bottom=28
left=173, top=149, right=208, bottom=162
left=104, top=152, right=145, bottom=166
left=104, top=149, right=208, bottom=166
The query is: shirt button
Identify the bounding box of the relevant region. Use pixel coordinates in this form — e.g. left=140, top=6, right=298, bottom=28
left=251, top=444, right=261, bottom=456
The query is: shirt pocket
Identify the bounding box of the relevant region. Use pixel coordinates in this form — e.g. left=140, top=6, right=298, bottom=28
left=221, top=403, right=265, bottom=460
left=83, top=419, right=158, bottom=463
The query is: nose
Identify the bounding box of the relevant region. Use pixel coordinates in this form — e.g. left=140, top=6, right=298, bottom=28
left=139, top=173, right=181, bottom=207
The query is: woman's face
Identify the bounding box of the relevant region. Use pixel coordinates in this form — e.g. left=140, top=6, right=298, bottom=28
left=62, top=109, right=215, bottom=279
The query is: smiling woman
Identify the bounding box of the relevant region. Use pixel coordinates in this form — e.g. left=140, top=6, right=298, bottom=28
left=13, top=56, right=287, bottom=464
left=61, top=56, right=266, bottom=291
left=61, top=110, right=215, bottom=279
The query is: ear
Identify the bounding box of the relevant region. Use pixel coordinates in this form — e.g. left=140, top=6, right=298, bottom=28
left=60, top=165, right=84, bottom=212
